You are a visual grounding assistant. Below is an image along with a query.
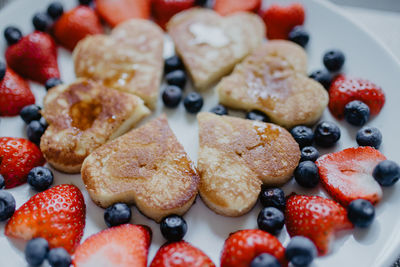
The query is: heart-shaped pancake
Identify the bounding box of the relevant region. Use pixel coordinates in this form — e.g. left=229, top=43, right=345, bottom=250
left=167, top=8, right=265, bottom=90
left=73, top=19, right=164, bottom=109
left=217, top=40, right=329, bottom=128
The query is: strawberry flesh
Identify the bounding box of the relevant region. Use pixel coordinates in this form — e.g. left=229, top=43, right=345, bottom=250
left=152, top=0, right=195, bottom=30
left=214, top=0, right=261, bottom=16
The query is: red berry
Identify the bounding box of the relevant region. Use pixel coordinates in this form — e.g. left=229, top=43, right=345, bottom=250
left=214, top=0, right=261, bottom=16
left=152, top=0, right=195, bottom=30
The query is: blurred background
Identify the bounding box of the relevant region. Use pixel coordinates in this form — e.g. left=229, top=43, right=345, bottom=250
left=330, top=0, right=400, bottom=12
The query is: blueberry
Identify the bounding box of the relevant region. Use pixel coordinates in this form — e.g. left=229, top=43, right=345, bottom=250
left=45, top=77, right=63, bottom=90
left=210, top=104, right=228, bottom=115
left=309, top=69, right=332, bottom=89
left=25, top=238, right=49, bottom=266
left=300, top=146, right=319, bottom=162
left=166, top=70, right=187, bottom=89
left=164, top=55, right=184, bottom=74
left=347, top=199, right=375, bottom=228
left=323, top=49, right=345, bottom=72
left=183, top=92, right=203, bottom=113
left=246, top=110, right=269, bottom=122
left=250, top=253, right=281, bottom=267
left=373, top=160, right=400, bottom=187
left=285, top=236, right=317, bottom=267
left=4, top=26, right=22, bottom=45
left=40, top=117, right=49, bottom=130
left=20, top=104, right=42, bottom=124
left=0, top=61, right=6, bottom=81
left=288, top=26, right=309, bottom=48
left=162, top=85, right=182, bottom=108
left=78, top=0, right=93, bottom=5
left=344, top=100, right=370, bottom=126
left=257, top=207, right=285, bottom=235
left=104, top=203, right=132, bottom=227
left=47, top=2, right=64, bottom=19
left=32, top=12, right=51, bottom=32
left=160, top=214, right=187, bottom=242
left=290, top=126, right=314, bottom=148
left=356, top=126, right=382, bottom=149
left=28, top=166, right=54, bottom=191
left=27, top=120, right=46, bottom=145
left=314, top=121, right=341, bottom=147
left=47, top=248, right=71, bottom=267
left=0, top=190, right=16, bottom=221
left=195, top=0, right=208, bottom=6
left=294, top=161, right=319, bottom=188
left=0, top=174, right=4, bottom=189
left=259, top=187, right=285, bottom=211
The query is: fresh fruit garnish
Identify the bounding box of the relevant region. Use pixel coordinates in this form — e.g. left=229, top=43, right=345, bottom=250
left=4, top=26, right=22, bottom=45
left=290, top=125, right=314, bottom=148
left=0, top=68, right=34, bottom=116
left=47, top=1, right=64, bottom=20
left=285, top=195, right=353, bottom=255
left=164, top=55, right=184, bottom=74
left=328, top=75, right=385, bottom=119
left=0, top=137, right=45, bottom=188
left=96, top=0, right=151, bottom=27
left=48, top=247, right=71, bottom=267
left=73, top=224, right=151, bottom=267
left=5, top=31, right=60, bottom=84
left=104, top=202, right=132, bottom=227
left=288, top=25, right=309, bottom=47
left=152, top=0, right=195, bottom=30
left=27, top=120, right=46, bottom=146
left=210, top=104, right=228, bottom=116
left=259, top=187, right=285, bottom=210
left=0, top=190, right=16, bottom=221
left=250, top=253, right=281, bottom=267
left=347, top=199, right=375, bottom=228
left=344, top=100, right=370, bottom=126
left=309, top=69, right=332, bottom=89
left=316, top=146, right=386, bottom=206
left=245, top=110, right=269, bottom=122
left=162, top=85, right=182, bottom=108
left=45, top=77, right=63, bottom=90
left=314, top=121, right=341, bottom=147
left=20, top=104, right=42, bottom=124
left=261, top=3, right=305, bottom=40
left=32, top=12, right=51, bottom=32
left=356, top=126, right=382, bottom=149
left=220, top=229, right=286, bottom=267
left=160, top=214, right=187, bottom=242
left=294, top=161, right=319, bottom=188
left=300, top=146, right=319, bottom=162
left=27, top=166, right=54, bottom=192
left=323, top=49, right=345, bottom=72
left=373, top=160, right=400, bottom=186
left=257, top=207, right=284, bottom=235
left=285, top=236, right=317, bottom=267
left=214, top=0, right=261, bottom=16
left=5, top=184, right=85, bottom=253
left=165, top=69, right=187, bottom=89
left=150, top=241, right=215, bottom=267
left=25, top=238, right=49, bottom=266
left=183, top=92, right=203, bottom=113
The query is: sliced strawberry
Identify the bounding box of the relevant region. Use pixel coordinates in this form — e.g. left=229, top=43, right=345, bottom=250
left=0, top=68, right=34, bottom=116
left=73, top=224, right=151, bottom=267
left=316, top=146, right=386, bottom=207
left=285, top=194, right=353, bottom=255
left=5, top=184, right=85, bottom=253
left=220, top=229, right=286, bottom=267
left=214, top=0, right=261, bottom=16
left=5, top=31, right=60, bottom=84
left=0, top=137, right=45, bottom=188
left=328, top=75, right=385, bottom=119
left=53, top=6, right=103, bottom=51
left=96, top=0, right=151, bottom=27
left=150, top=241, right=215, bottom=267
left=152, top=0, right=195, bottom=30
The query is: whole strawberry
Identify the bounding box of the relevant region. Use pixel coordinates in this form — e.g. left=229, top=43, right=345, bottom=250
left=329, top=75, right=385, bottom=119
left=152, top=0, right=195, bottom=30
left=285, top=195, right=353, bottom=255
left=0, top=68, right=35, bottom=116
left=5, top=31, right=60, bottom=84
left=0, top=137, right=45, bottom=188
left=5, top=184, right=86, bottom=253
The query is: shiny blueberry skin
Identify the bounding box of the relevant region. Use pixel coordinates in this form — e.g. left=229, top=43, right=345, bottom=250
left=347, top=199, right=375, bottom=228
left=0, top=61, right=6, bottom=81
left=28, top=167, right=54, bottom=191
left=259, top=187, right=285, bottom=211
left=210, top=104, right=228, bottom=116
left=294, top=161, right=319, bottom=188
left=344, top=100, right=370, bottom=126
left=47, top=2, right=64, bottom=19
left=288, top=26, right=309, bottom=48
left=104, top=203, right=132, bottom=227
left=164, top=55, right=184, bottom=74
left=195, top=0, right=208, bottom=6
left=78, top=0, right=93, bottom=5
left=25, top=238, right=49, bottom=266
left=309, top=69, right=332, bottom=89
left=45, top=77, right=63, bottom=90
left=257, top=207, right=285, bottom=235
left=162, top=85, right=182, bottom=108
left=0, top=174, right=4, bottom=189
left=246, top=110, right=269, bottom=122
left=39, top=117, right=49, bottom=130
left=0, top=190, right=15, bottom=221
left=300, top=146, right=319, bottom=162
left=32, top=12, right=51, bottom=32
left=47, top=248, right=71, bottom=267
left=373, top=160, right=400, bottom=187
left=356, top=126, right=382, bottom=149
left=290, top=126, right=314, bottom=148
left=323, top=49, right=345, bottom=72
left=314, top=121, right=341, bottom=147
left=165, top=70, right=187, bottom=89
left=250, top=253, right=281, bottom=267
left=20, top=104, right=42, bottom=124
left=160, top=214, right=187, bottom=242
left=285, top=236, right=317, bottom=267
left=27, top=120, right=46, bottom=146
left=4, top=26, right=22, bottom=45
left=183, top=92, right=203, bottom=113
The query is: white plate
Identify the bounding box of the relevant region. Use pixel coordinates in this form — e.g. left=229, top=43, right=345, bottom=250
left=1, top=0, right=400, bottom=266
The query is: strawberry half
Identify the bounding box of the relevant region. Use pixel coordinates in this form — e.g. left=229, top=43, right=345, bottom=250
left=285, top=194, right=353, bottom=255
left=329, top=75, right=385, bottom=119
left=73, top=224, right=151, bottom=267
left=5, top=31, right=60, bottom=84
left=0, top=68, right=34, bottom=116
left=220, top=229, right=286, bottom=267
left=150, top=241, right=215, bottom=267
left=316, top=146, right=386, bottom=207
left=5, top=184, right=85, bottom=253
left=152, top=0, right=195, bottom=30
left=214, top=0, right=261, bottom=16
left=0, top=137, right=45, bottom=188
